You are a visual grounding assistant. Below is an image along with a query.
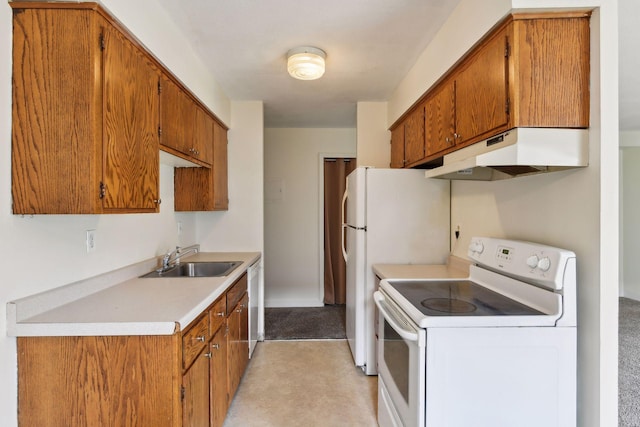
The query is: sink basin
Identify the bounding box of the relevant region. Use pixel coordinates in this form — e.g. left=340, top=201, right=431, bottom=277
left=141, top=261, right=242, bottom=278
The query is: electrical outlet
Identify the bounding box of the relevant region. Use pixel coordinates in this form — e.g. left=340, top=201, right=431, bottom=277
left=177, top=221, right=183, bottom=237
left=86, top=229, right=96, bottom=253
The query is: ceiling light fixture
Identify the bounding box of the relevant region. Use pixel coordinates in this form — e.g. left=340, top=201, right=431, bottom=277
left=287, top=46, right=326, bottom=80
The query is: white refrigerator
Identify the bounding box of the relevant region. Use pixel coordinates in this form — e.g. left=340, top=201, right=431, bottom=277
left=341, top=167, right=450, bottom=375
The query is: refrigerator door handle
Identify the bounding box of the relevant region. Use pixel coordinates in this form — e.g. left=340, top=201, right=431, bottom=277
left=341, top=188, right=348, bottom=262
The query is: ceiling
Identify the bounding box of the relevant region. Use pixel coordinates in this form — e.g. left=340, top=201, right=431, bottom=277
left=157, top=0, right=639, bottom=131
left=155, top=0, right=461, bottom=128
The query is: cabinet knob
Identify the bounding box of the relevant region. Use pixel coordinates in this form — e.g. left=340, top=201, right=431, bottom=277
left=195, top=335, right=206, bottom=342
left=216, top=312, right=225, bottom=317
left=212, top=343, right=220, bottom=350
left=204, top=352, right=212, bottom=359
left=454, top=133, right=461, bottom=139
left=153, top=199, right=162, bottom=205
left=445, top=137, right=451, bottom=143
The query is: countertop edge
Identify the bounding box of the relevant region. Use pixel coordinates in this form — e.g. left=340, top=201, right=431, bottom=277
left=7, top=251, right=262, bottom=337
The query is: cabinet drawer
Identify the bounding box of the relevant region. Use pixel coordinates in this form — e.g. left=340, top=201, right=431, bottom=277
left=182, top=313, right=210, bottom=370
left=209, top=296, right=227, bottom=334
left=226, top=273, right=247, bottom=316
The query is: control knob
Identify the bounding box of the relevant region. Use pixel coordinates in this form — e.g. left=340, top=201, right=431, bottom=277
left=537, top=257, right=551, bottom=272
left=526, top=255, right=539, bottom=269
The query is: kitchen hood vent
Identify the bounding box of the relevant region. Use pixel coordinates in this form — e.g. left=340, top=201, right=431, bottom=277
left=424, top=128, right=589, bottom=181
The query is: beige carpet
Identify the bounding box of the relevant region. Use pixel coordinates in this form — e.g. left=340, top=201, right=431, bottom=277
left=223, top=340, right=378, bottom=427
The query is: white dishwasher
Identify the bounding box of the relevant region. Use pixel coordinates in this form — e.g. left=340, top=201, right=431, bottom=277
left=247, top=260, right=263, bottom=357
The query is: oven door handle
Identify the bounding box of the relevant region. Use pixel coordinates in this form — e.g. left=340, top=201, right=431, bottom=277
left=374, top=291, right=420, bottom=342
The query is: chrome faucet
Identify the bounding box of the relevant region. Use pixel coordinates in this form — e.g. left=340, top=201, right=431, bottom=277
left=160, top=245, right=200, bottom=271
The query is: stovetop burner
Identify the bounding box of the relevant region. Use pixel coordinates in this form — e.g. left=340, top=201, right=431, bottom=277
left=388, top=280, right=544, bottom=317
left=421, top=298, right=477, bottom=313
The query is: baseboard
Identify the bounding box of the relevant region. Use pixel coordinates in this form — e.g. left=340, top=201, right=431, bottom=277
left=265, top=298, right=324, bottom=308
left=621, top=289, right=640, bottom=302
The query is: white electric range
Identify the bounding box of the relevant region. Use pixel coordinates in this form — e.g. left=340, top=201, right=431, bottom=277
left=374, top=237, right=577, bottom=427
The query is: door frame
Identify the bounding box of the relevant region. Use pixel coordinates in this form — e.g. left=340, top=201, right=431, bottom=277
left=317, top=153, right=356, bottom=304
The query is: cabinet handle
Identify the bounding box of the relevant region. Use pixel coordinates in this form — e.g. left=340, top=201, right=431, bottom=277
left=153, top=199, right=162, bottom=205
left=195, top=335, right=206, bottom=342
left=454, top=133, right=461, bottom=140
left=216, top=312, right=225, bottom=317
left=204, top=352, right=212, bottom=359
left=211, top=343, right=220, bottom=350
left=445, top=137, right=451, bottom=143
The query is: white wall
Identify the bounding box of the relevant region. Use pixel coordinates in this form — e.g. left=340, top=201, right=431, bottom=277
left=620, top=132, right=640, bottom=299
left=0, top=2, right=239, bottom=426
left=387, top=1, right=618, bottom=426
left=264, top=128, right=356, bottom=307
left=197, top=101, right=265, bottom=253
left=356, top=102, right=390, bottom=168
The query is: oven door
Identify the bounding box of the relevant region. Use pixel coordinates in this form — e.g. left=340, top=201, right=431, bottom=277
left=374, top=290, right=426, bottom=427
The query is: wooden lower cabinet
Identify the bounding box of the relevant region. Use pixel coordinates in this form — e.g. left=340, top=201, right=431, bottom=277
left=210, top=325, right=229, bottom=427
left=227, top=292, right=249, bottom=401
left=17, top=274, right=250, bottom=427
left=183, top=348, right=212, bottom=427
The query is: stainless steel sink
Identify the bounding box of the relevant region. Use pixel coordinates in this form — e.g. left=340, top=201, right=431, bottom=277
left=141, top=261, right=242, bottom=278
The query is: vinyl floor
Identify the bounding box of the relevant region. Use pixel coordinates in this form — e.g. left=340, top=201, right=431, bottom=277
left=223, top=340, right=377, bottom=427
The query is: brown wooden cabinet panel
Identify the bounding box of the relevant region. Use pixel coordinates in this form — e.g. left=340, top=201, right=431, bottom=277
left=195, top=105, right=215, bottom=165
left=213, top=121, right=229, bottom=210
left=183, top=350, right=211, bottom=427
left=227, top=292, right=248, bottom=401
left=390, top=125, right=405, bottom=168
left=404, top=105, right=426, bottom=165
left=11, top=8, right=103, bottom=214
left=102, top=24, right=160, bottom=211
left=210, top=325, right=229, bottom=427
left=425, top=80, right=456, bottom=157
left=18, top=335, right=180, bottom=427
left=160, top=75, right=195, bottom=157
left=455, top=26, right=509, bottom=147
left=174, top=122, right=228, bottom=212
left=11, top=4, right=160, bottom=214
left=510, top=16, right=590, bottom=128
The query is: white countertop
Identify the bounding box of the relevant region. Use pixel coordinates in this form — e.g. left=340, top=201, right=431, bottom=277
left=373, top=255, right=471, bottom=280
left=7, top=252, right=261, bottom=337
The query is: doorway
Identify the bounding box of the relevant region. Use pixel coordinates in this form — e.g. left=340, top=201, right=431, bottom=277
left=322, top=157, right=356, bottom=304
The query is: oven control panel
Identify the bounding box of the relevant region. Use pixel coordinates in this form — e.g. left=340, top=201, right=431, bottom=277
left=468, top=237, right=575, bottom=290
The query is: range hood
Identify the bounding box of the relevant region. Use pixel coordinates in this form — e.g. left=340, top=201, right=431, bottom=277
left=424, top=128, right=589, bottom=181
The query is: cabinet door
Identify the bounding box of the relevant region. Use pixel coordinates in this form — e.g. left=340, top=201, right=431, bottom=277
left=455, top=27, right=509, bottom=147
left=11, top=9, right=103, bottom=214
left=210, top=325, right=229, bottom=427
left=425, top=80, right=456, bottom=157
left=403, top=105, right=426, bottom=165
left=183, top=349, right=211, bottom=427
left=195, top=106, right=215, bottom=165
left=102, top=25, right=160, bottom=211
left=227, top=293, right=249, bottom=401
left=390, top=125, right=405, bottom=168
left=212, top=122, right=229, bottom=210
left=160, top=75, right=195, bottom=156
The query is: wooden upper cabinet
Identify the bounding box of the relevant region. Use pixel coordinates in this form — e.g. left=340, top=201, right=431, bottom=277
left=160, top=75, right=214, bottom=167
left=510, top=15, right=590, bottom=128
left=174, top=121, right=228, bottom=212
left=102, top=24, right=160, bottom=212
left=212, top=121, right=229, bottom=210
left=455, top=26, right=509, bottom=148
left=195, top=106, right=215, bottom=165
left=389, top=12, right=590, bottom=168
left=390, top=125, right=405, bottom=168
left=160, top=75, right=195, bottom=158
left=425, top=79, right=456, bottom=157
left=403, top=105, right=426, bottom=166
left=11, top=4, right=160, bottom=214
